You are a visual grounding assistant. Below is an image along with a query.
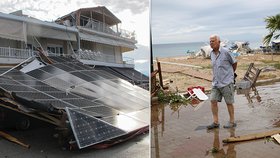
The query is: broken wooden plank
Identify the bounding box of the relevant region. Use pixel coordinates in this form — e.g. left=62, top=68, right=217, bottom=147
left=0, top=131, right=30, bottom=148
left=223, top=130, right=280, bottom=143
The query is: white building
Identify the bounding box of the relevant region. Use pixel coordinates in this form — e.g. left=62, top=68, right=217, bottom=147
left=0, top=6, right=137, bottom=68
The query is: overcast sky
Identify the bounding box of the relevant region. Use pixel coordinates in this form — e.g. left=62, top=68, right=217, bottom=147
left=152, top=0, right=280, bottom=44
left=0, top=0, right=149, bottom=46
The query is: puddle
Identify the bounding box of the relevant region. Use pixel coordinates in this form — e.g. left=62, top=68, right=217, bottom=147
left=151, top=82, right=280, bottom=158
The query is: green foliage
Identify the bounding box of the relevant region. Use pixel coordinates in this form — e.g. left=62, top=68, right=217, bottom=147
left=263, top=13, right=280, bottom=46
left=157, top=89, right=189, bottom=104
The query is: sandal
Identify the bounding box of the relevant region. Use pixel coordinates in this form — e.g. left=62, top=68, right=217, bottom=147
left=223, top=122, right=237, bottom=128
left=207, top=122, right=220, bottom=129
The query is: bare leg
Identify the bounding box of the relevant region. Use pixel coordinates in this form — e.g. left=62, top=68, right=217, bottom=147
left=226, top=104, right=235, bottom=123
left=211, top=100, right=219, bottom=123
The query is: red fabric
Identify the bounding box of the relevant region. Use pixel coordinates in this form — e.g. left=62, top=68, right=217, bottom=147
left=187, top=86, right=205, bottom=94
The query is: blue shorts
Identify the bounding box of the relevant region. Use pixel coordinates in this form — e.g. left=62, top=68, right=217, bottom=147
left=210, top=83, right=235, bottom=104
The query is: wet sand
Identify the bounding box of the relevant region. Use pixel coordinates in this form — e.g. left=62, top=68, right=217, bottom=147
left=151, top=82, right=280, bottom=158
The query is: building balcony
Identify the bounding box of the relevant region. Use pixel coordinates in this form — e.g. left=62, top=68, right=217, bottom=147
left=80, top=18, right=136, bottom=40
left=0, top=47, right=134, bottom=68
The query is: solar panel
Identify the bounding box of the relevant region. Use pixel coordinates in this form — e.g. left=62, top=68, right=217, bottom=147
left=39, top=65, right=66, bottom=75
left=79, top=71, right=105, bottom=81
left=63, top=98, right=100, bottom=108
left=0, top=56, right=149, bottom=149
left=0, top=84, right=36, bottom=92
left=47, top=56, right=68, bottom=63
left=101, top=114, right=147, bottom=132
left=76, top=63, right=93, bottom=70
left=0, top=77, right=21, bottom=84
left=8, top=75, right=36, bottom=81
left=35, top=99, right=76, bottom=109
left=45, top=92, right=79, bottom=99
left=65, top=63, right=86, bottom=70
left=44, top=77, right=74, bottom=90
left=27, top=69, right=53, bottom=80
left=82, top=105, right=121, bottom=117
left=66, top=108, right=126, bottom=148
left=16, top=80, right=49, bottom=86
left=30, top=85, right=60, bottom=92
left=55, top=73, right=86, bottom=85
left=14, top=91, right=54, bottom=100
left=52, top=63, right=76, bottom=72
left=71, top=71, right=96, bottom=82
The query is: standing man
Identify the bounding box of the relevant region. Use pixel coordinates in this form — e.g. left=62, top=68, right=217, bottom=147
left=207, top=34, right=237, bottom=129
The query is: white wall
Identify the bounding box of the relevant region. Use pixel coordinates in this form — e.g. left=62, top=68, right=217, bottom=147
left=114, top=46, right=122, bottom=64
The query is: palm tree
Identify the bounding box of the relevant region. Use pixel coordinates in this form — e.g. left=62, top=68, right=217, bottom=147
left=263, top=13, right=280, bottom=46
left=263, top=13, right=280, bottom=61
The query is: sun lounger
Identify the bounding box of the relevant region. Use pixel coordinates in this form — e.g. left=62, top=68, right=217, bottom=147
left=179, top=87, right=208, bottom=103
left=192, top=88, right=208, bottom=100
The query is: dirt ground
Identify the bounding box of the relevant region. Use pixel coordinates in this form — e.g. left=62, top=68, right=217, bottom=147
left=154, top=52, right=280, bottom=92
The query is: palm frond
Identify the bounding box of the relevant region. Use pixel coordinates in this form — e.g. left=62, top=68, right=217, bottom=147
left=264, top=13, right=280, bottom=45
left=263, top=33, right=273, bottom=46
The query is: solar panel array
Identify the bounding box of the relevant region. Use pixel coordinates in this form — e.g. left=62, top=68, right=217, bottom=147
left=0, top=56, right=149, bottom=148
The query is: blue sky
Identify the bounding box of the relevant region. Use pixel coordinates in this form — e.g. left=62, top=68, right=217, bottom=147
left=151, top=0, right=280, bottom=44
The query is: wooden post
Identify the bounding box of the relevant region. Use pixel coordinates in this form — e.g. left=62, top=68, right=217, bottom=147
left=156, top=58, right=163, bottom=88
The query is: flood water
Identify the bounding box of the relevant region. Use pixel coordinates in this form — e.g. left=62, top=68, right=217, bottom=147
left=151, top=82, right=280, bottom=158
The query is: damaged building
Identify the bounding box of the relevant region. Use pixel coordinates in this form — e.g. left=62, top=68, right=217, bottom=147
left=0, top=6, right=149, bottom=149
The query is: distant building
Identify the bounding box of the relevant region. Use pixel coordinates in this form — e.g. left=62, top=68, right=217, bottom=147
left=272, top=39, right=280, bottom=52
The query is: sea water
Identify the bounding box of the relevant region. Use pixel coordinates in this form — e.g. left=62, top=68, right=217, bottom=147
left=152, top=42, right=204, bottom=58
left=152, top=41, right=262, bottom=58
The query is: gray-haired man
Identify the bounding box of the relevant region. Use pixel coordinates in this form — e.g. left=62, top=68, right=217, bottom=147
left=207, top=35, right=237, bottom=129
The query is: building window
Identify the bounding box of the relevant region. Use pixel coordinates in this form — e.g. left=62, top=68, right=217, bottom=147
left=47, top=46, right=63, bottom=55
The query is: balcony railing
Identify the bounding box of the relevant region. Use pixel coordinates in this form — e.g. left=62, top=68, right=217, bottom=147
left=0, top=47, right=134, bottom=66
left=0, top=47, right=37, bottom=59
left=80, top=18, right=136, bottom=40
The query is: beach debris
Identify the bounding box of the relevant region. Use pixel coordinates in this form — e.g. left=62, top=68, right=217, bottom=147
left=271, top=134, right=280, bottom=144
left=178, top=86, right=208, bottom=109
left=236, top=63, right=261, bottom=90
left=186, top=86, right=208, bottom=100
left=195, top=41, right=228, bottom=58
left=222, top=130, right=280, bottom=143
left=262, top=66, right=276, bottom=72
left=230, top=41, right=253, bottom=55
left=236, top=63, right=262, bottom=103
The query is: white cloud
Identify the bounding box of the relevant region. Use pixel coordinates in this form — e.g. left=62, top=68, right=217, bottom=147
left=152, top=0, right=280, bottom=43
